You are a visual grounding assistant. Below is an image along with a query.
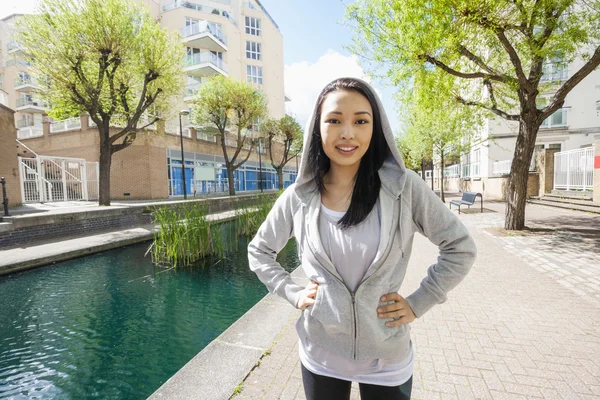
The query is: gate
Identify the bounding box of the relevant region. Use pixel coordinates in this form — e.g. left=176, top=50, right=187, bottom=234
left=18, top=156, right=99, bottom=203
left=553, top=146, right=595, bottom=191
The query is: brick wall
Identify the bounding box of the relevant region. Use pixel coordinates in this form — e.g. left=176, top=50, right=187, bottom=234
left=19, top=116, right=295, bottom=201
left=0, top=192, right=277, bottom=249
left=0, top=104, right=22, bottom=206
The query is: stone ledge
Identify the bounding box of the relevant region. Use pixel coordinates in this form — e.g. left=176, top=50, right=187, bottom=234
left=149, top=267, right=307, bottom=400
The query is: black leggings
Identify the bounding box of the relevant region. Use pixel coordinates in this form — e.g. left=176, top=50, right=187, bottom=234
left=301, top=363, right=412, bottom=400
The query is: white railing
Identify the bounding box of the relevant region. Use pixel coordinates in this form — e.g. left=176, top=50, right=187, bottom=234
left=16, top=119, right=37, bottom=128
left=18, top=155, right=98, bottom=203
left=541, top=108, right=567, bottom=128
left=16, top=97, right=49, bottom=108
left=184, top=82, right=203, bottom=98
left=444, top=164, right=460, bottom=178
left=541, top=63, right=568, bottom=82
left=162, top=1, right=237, bottom=26
left=492, top=157, right=537, bottom=175
left=185, top=51, right=228, bottom=73
left=50, top=117, right=82, bottom=133
left=181, top=21, right=227, bottom=45
left=553, top=146, right=595, bottom=191
left=15, top=76, right=36, bottom=87
left=17, top=125, right=44, bottom=139
left=197, top=131, right=216, bottom=142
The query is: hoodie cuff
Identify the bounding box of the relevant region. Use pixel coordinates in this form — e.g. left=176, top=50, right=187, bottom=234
left=405, top=286, right=442, bottom=318
left=275, top=277, right=304, bottom=309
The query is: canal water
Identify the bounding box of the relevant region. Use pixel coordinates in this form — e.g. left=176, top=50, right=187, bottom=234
left=0, top=236, right=298, bottom=399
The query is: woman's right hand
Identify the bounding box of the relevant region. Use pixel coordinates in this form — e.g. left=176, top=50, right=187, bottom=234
left=297, top=280, right=319, bottom=310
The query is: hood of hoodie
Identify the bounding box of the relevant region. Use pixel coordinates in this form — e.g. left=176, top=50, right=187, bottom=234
left=293, top=77, right=408, bottom=204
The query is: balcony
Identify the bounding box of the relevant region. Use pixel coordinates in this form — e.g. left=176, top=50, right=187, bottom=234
left=15, top=76, right=40, bottom=93
left=541, top=63, right=568, bottom=83
left=16, top=97, right=49, bottom=113
left=161, top=1, right=238, bottom=27
left=181, top=22, right=227, bottom=52
left=541, top=108, right=567, bottom=129
left=184, top=52, right=228, bottom=77
left=50, top=117, right=82, bottom=133
left=7, top=41, right=24, bottom=55
left=17, top=125, right=43, bottom=140
left=184, top=82, right=203, bottom=101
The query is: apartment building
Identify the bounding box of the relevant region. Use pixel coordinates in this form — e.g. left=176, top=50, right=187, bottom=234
left=429, top=55, right=600, bottom=199
left=0, top=0, right=296, bottom=203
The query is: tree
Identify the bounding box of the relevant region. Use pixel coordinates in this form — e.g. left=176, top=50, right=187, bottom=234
left=260, top=115, right=303, bottom=189
left=402, top=71, right=483, bottom=203
left=346, top=0, right=600, bottom=230
left=191, top=76, right=267, bottom=195
left=17, top=0, right=183, bottom=206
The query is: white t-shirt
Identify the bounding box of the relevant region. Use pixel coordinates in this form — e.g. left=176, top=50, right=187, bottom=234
left=298, top=200, right=414, bottom=386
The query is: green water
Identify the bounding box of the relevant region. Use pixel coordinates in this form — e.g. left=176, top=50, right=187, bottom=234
left=0, top=236, right=298, bottom=399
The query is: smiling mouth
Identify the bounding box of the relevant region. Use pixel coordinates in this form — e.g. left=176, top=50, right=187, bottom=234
left=336, top=146, right=358, bottom=154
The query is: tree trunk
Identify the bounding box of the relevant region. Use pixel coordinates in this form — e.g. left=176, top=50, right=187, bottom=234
left=277, top=166, right=284, bottom=190
left=440, top=150, right=445, bottom=203
left=98, top=138, right=112, bottom=206
left=421, top=157, right=425, bottom=180
left=227, top=164, right=235, bottom=196
left=430, top=160, right=434, bottom=190
left=505, top=118, right=539, bottom=230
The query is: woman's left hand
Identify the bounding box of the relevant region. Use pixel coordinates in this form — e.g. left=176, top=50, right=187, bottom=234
left=377, top=293, right=416, bottom=327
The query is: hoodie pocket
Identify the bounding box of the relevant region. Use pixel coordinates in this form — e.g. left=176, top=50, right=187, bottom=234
left=305, top=282, right=353, bottom=336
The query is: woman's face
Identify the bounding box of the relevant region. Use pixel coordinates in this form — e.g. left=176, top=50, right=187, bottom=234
left=319, top=89, right=373, bottom=171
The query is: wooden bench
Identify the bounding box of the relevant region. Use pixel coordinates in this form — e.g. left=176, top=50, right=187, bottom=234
left=449, top=192, right=483, bottom=214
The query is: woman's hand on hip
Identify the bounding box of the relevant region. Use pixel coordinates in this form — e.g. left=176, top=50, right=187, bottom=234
left=377, top=293, right=416, bottom=327
left=297, top=280, right=319, bottom=310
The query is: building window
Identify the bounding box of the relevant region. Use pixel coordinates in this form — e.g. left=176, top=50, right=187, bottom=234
left=246, top=41, right=262, bottom=60
left=246, top=65, right=263, bottom=84
left=245, top=16, right=261, bottom=36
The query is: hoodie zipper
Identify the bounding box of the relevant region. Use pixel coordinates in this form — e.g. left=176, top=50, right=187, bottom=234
left=304, top=194, right=402, bottom=360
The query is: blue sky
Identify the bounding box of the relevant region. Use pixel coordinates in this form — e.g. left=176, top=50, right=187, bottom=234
left=258, top=0, right=401, bottom=133
left=0, top=0, right=401, bottom=133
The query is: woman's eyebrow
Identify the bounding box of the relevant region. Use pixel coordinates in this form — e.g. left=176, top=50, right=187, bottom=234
left=326, top=111, right=372, bottom=117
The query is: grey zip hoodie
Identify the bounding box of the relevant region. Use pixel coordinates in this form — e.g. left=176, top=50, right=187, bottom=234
left=248, top=78, right=477, bottom=361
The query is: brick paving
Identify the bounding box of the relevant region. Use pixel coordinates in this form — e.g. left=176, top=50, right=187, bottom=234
left=232, top=201, right=600, bottom=399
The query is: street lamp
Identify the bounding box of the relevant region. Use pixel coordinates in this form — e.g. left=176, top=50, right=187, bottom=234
left=179, top=109, right=190, bottom=200
left=258, top=139, right=263, bottom=193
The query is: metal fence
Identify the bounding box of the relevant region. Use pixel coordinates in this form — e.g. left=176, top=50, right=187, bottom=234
left=18, top=156, right=99, bottom=203
left=553, top=146, right=595, bottom=191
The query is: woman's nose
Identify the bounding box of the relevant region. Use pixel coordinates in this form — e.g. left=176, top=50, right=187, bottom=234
left=340, top=124, right=355, bottom=140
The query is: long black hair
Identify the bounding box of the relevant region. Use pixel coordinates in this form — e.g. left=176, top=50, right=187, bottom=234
left=307, top=77, right=391, bottom=229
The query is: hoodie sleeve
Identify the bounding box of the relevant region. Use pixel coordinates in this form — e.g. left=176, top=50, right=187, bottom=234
left=248, top=186, right=304, bottom=309
left=404, top=172, right=477, bottom=318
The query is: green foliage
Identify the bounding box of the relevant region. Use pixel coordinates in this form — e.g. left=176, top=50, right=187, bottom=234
left=401, top=70, right=483, bottom=166
left=261, top=115, right=303, bottom=168
left=233, top=192, right=279, bottom=237
left=191, top=76, right=267, bottom=144
left=16, top=0, right=184, bottom=129
left=151, top=192, right=280, bottom=268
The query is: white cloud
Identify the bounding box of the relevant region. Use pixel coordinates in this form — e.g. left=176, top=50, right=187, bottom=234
left=284, top=49, right=384, bottom=130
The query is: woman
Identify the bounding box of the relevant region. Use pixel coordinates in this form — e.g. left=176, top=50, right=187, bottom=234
left=248, top=77, right=476, bottom=400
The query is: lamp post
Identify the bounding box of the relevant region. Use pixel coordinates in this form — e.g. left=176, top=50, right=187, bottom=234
left=258, top=139, right=263, bottom=193
left=179, top=110, right=190, bottom=200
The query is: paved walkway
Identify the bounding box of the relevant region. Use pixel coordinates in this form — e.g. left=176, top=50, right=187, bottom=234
left=232, top=201, right=600, bottom=399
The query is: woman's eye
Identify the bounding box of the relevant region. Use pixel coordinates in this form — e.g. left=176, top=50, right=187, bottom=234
left=355, top=119, right=369, bottom=125
left=325, top=119, right=340, bottom=124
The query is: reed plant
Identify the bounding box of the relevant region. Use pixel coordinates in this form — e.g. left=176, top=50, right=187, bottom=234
left=150, top=191, right=282, bottom=268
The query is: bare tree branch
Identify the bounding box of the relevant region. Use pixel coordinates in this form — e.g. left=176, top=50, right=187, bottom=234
left=421, top=55, right=507, bottom=83
left=455, top=94, right=520, bottom=121
left=542, top=45, right=600, bottom=119
left=496, top=29, right=531, bottom=89
left=233, top=141, right=255, bottom=169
